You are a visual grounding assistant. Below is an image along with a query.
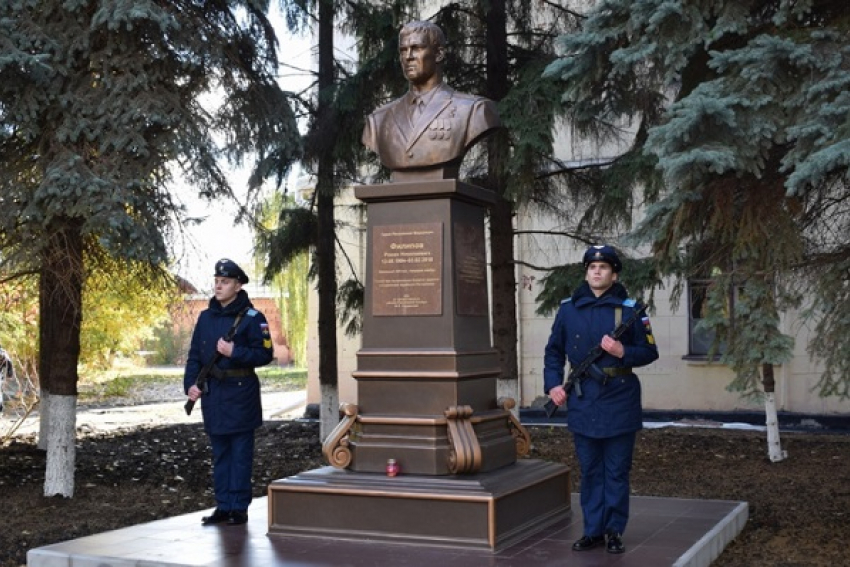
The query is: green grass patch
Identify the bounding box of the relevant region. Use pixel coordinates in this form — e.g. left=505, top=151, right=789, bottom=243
left=256, top=366, right=308, bottom=390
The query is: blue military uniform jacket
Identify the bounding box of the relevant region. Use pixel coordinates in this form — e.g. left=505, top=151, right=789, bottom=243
left=184, top=290, right=274, bottom=435
left=544, top=282, right=658, bottom=438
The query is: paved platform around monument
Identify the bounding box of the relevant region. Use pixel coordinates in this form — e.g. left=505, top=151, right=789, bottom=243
left=28, top=493, right=747, bottom=567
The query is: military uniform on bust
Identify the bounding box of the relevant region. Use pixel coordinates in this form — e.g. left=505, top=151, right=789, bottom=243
left=543, top=245, right=659, bottom=554
left=361, top=20, right=501, bottom=181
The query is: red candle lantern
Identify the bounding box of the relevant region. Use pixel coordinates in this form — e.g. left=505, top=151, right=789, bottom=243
left=386, top=459, right=400, bottom=477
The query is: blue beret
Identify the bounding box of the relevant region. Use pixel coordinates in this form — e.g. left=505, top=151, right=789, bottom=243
left=214, top=258, right=249, bottom=283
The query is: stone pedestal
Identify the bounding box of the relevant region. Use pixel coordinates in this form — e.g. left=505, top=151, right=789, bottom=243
left=268, top=460, right=570, bottom=551
left=349, top=180, right=516, bottom=475
left=268, top=180, right=570, bottom=550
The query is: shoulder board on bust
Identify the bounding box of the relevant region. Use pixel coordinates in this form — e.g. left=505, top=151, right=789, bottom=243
left=622, top=298, right=637, bottom=308
left=560, top=298, right=572, bottom=305
left=246, top=309, right=258, bottom=317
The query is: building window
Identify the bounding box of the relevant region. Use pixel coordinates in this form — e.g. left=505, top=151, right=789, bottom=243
left=687, top=279, right=728, bottom=357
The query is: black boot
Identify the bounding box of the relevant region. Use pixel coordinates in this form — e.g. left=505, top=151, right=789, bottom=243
left=201, top=509, right=230, bottom=525
left=606, top=533, right=625, bottom=554
left=572, top=535, right=605, bottom=551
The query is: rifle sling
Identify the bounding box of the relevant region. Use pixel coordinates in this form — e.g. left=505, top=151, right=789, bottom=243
left=195, top=306, right=250, bottom=387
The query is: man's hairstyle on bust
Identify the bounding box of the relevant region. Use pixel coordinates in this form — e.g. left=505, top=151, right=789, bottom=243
left=400, top=20, right=446, bottom=48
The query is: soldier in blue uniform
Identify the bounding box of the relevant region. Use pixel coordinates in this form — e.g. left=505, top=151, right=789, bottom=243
left=544, top=245, right=658, bottom=554
left=184, top=259, right=274, bottom=526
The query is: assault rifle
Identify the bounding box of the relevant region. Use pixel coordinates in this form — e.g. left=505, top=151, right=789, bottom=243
left=184, top=354, right=221, bottom=416
left=184, top=307, right=248, bottom=416
left=544, top=303, right=647, bottom=419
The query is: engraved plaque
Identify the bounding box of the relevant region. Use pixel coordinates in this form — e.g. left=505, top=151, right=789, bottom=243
left=454, top=221, right=488, bottom=316
left=372, top=223, right=443, bottom=316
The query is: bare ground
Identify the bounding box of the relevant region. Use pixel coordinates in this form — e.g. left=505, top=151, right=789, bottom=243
left=1, top=403, right=848, bottom=567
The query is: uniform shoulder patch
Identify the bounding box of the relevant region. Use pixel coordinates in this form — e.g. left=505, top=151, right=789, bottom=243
left=260, top=322, right=272, bottom=348
left=642, top=315, right=656, bottom=345
left=623, top=298, right=637, bottom=307
left=246, top=309, right=258, bottom=317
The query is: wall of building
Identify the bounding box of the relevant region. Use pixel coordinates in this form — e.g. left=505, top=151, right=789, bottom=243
left=513, top=220, right=849, bottom=415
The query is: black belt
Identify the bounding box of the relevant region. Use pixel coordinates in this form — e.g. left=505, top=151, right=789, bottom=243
left=602, top=367, right=633, bottom=377
left=210, top=367, right=254, bottom=379
left=570, top=366, right=633, bottom=377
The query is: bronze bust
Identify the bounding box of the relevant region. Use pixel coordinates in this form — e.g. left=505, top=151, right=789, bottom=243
left=362, top=21, right=502, bottom=182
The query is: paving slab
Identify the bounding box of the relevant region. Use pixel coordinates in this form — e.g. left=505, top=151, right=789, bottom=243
left=27, top=493, right=747, bottom=567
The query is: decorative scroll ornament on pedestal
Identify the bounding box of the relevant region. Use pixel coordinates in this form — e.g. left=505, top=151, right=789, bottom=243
left=322, top=403, right=359, bottom=469
left=445, top=405, right=482, bottom=474
left=499, top=397, right=531, bottom=457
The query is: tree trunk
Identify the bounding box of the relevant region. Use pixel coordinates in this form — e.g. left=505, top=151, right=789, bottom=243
left=37, top=391, right=49, bottom=451
left=483, top=0, right=519, bottom=410
left=315, top=0, right=339, bottom=441
left=761, top=363, right=788, bottom=463
left=490, top=196, right=519, bottom=407
left=39, top=218, right=84, bottom=496
left=319, top=382, right=339, bottom=442
left=43, top=395, right=77, bottom=496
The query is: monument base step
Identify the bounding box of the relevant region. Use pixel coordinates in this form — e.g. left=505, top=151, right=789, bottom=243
left=267, top=459, right=571, bottom=551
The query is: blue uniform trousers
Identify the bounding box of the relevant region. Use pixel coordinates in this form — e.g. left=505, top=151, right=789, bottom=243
left=210, top=430, right=255, bottom=512
left=574, top=431, right=636, bottom=537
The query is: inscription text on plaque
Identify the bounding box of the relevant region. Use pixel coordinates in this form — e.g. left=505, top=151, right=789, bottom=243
left=372, top=222, right=443, bottom=316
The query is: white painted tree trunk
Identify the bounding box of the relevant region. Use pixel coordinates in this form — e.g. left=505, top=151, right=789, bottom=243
left=497, top=377, right=519, bottom=418
left=319, top=383, right=340, bottom=442
left=764, top=392, right=788, bottom=463
left=43, top=394, right=77, bottom=497
left=37, top=389, right=50, bottom=451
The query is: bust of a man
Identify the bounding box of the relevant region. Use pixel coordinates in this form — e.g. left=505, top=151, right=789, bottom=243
left=362, top=21, right=502, bottom=182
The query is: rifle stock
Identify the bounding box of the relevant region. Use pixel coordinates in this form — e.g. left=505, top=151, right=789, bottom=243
left=543, top=398, right=559, bottom=419
left=185, top=355, right=220, bottom=415
left=543, top=303, right=647, bottom=420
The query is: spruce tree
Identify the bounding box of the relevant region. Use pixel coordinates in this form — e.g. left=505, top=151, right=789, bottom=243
left=0, top=0, right=300, bottom=495
left=546, top=0, right=850, bottom=460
